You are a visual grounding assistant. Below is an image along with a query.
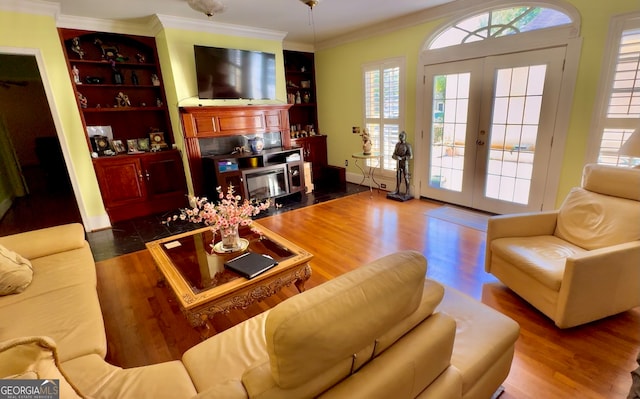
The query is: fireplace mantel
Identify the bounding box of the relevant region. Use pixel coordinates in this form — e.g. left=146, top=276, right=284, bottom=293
left=180, top=104, right=293, bottom=195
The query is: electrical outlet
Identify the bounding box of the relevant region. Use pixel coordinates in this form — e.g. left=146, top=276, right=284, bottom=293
left=352, top=126, right=360, bottom=134
left=345, top=159, right=349, bottom=167
left=380, top=183, right=387, bottom=189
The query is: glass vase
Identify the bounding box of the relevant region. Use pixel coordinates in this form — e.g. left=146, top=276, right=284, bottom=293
left=221, top=224, right=241, bottom=251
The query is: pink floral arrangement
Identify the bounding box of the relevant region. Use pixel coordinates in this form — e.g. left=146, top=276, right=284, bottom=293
left=168, top=185, right=270, bottom=234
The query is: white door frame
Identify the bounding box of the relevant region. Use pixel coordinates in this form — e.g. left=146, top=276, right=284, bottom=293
left=414, top=28, right=582, bottom=212
left=0, top=46, right=91, bottom=229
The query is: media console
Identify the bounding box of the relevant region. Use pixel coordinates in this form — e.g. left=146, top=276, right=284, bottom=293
left=202, top=147, right=305, bottom=201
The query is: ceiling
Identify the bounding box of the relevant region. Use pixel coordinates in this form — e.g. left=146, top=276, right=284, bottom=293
left=52, top=0, right=457, bottom=47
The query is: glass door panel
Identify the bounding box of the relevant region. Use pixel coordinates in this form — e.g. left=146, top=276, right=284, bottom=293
left=430, top=72, right=470, bottom=192
left=474, top=47, right=565, bottom=213
left=484, top=65, right=546, bottom=204
left=423, top=58, right=483, bottom=207
left=421, top=47, right=565, bottom=214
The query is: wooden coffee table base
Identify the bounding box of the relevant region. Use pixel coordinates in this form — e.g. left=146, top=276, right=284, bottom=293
left=146, top=223, right=314, bottom=340
left=184, top=263, right=311, bottom=339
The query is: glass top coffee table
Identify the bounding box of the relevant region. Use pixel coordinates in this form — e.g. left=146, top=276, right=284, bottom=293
left=146, top=221, right=313, bottom=338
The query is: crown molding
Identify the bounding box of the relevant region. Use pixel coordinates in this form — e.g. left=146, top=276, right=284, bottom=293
left=153, top=14, right=287, bottom=42
left=56, top=14, right=156, bottom=36
left=314, top=0, right=468, bottom=50
left=0, top=0, right=59, bottom=19
left=282, top=40, right=315, bottom=53
left=315, top=0, right=581, bottom=50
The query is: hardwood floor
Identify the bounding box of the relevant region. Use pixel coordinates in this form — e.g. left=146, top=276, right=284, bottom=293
left=95, top=192, right=640, bottom=398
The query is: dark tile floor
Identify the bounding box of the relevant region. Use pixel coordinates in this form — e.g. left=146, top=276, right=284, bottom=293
left=87, top=183, right=368, bottom=262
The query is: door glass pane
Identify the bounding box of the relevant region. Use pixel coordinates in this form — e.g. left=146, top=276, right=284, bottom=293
left=486, top=65, right=547, bottom=204
left=430, top=73, right=470, bottom=191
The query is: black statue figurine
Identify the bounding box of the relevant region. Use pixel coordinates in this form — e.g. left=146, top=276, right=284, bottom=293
left=387, top=131, right=413, bottom=202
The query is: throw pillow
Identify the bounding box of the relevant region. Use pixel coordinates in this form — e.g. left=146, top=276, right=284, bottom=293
left=0, top=243, right=33, bottom=295
left=0, top=336, right=85, bottom=398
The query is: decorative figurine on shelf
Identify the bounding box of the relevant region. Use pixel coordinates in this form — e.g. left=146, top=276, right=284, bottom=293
left=303, top=92, right=310, bottom=103
left=136, top=53, right=146, bottom=63
left=387, top=131, right=414, bottom=202
left=72, top=65, right=81, bottom=85
left=71, top=37, right=84, bottom=59
left=110, top=60, right=123, bottom=85
left=295, top=91, right=301, bottom=104
left=151, top=74, right=161, bottom=86
left=131, top=70, right=139, bottom=85
left=94, top=38, right=128, bottom=61
left=360, top=128, right=372, bottom=155
left=115, top=92, right=130, bottom=107
left=77, top=92, right=88, bottom=109
left=156, top=97, right=163, bottom=107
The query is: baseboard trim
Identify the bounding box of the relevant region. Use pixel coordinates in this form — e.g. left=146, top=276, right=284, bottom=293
left=85, top=213, right=111, bottom=232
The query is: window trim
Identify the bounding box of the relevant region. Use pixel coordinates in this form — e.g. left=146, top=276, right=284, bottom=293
left=361, top=56, right=406, bottom=175
left=415, top=0, right=582, bottom=210
left=586, top=11, right=640, bottom=165
left=428, top=6, right=574, bottom=50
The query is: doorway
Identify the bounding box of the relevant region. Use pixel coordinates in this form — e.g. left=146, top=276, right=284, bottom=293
left=420, top=47, right=566, bottom=214
left=0, top=53, right=81, bottom=236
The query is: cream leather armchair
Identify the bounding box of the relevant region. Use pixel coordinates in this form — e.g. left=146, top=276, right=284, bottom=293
left=485, top=164, right=640, bottom=328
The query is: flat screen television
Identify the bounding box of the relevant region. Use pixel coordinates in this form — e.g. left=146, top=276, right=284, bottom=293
left=194, top=45, right=276, bottom=100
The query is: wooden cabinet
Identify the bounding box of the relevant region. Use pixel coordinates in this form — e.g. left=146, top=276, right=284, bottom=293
left=202, top=148, right=305, bottom=201
left=284, top=51, right=318, bottom=136
left=291, top=135, right=328, bottom=183
left=180, top=105, right=293, bottom=197
left=94, top=150, right=187, bottom=222
left=59, top=28, right=187, bottom=223
left=59, top=29, right=173, bottom=150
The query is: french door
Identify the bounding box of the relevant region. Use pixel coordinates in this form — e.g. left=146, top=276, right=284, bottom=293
left=420, top=47, right=566, bottom=214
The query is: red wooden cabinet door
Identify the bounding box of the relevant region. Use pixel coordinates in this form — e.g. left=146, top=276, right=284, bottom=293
left=142, top=151, right=187, bottom=198
left=94, top=156, right=146, bottom=209
left=141, top=150, right=189, bottom=214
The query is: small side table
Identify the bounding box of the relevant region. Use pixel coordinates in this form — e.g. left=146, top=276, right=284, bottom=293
left=352, top=152, right=382, bottom=195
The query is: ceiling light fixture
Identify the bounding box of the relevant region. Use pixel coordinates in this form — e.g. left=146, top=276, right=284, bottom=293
left=187, top=0, right=224, bottom=17
left=300, top=0, right=319, bottom=9
left=300, top=0, right=320, bottom=46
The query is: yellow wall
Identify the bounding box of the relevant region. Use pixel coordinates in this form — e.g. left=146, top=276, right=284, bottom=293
left=315, top=0, right=640, bottom=206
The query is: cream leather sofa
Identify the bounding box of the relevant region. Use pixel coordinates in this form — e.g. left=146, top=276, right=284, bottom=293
left=486, top=163, right=640, bottom=328
left=0, top=224, right=519, bottom=398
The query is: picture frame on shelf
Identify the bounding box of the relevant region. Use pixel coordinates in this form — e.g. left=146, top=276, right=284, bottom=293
left=87, top=125, right=113, bottom=140
left=111, top=139, right=126, bottom=154
left=127, top=139, right=140, bottom=153
left=137, top=138, right=150, bottom=152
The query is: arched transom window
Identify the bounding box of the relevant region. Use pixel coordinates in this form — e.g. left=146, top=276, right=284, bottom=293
left=429, top=6, right=572, bottom=49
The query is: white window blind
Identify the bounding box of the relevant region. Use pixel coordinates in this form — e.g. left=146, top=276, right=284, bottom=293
left=593, top=18, right=640, bottom=167
left=363, top=59, right=404, bottom=170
